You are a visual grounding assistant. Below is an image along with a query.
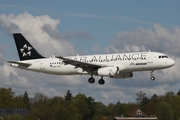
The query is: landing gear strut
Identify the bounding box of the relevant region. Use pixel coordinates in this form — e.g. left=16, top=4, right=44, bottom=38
left=150, top=71, right=155, bottom=81
left=98, top=76, right=105, bottom=85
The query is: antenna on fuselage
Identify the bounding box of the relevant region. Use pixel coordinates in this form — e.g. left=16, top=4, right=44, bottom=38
left=50, top=54, right=55, bottom=58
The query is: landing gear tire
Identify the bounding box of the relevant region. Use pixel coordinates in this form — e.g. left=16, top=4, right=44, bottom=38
left=151, top=76, right=155, bottom=81
left=88, top=77, right=95, bottom=83
left=150, top=71, right=155, bottom=81
left=98, top=79, right=105, bottom=85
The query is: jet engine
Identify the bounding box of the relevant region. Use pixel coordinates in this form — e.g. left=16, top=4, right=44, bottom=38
left=95, top=67, right=118, bottom=76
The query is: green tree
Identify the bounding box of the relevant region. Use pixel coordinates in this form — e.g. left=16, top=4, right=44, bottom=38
left=72, top=94, right=93, bottom=120
left=177, top=89, right=180, bottom=96
left=106, top=103, right=115, bottom=115
left=53, top=104, right=72, bottom=120
left=123, top=102, right=137, bottom=117
left=23, top=91, right=30, bottom=110
left=92, top=114, right=104, bottom=120
left=112, top=101, right=125, bottom=115
left=164, top=91, right=175, bottom=105
left=94, top=102, right=107, bottom=116
left=8, top=114, right=23, bottom=120
left=67, top=104, right=81, bottom=120
left=141, top=97, right=150, bottom=114
left=76, top=98, right=89, bottom=119
left=156, top=101, right=173, bottom=120
left=0, top=87, right=15, bottom=108
left=150, top=94, right=158, bottom=101
left=64, top=90, right=73, bottom=101
left=136, top=91, right=146, bottom=105
left=87, top=96, right=96, bottom=119
left=171, top=96, right=180, bottom=120
left=146, top=94, right=159, bottom=116
left=10, top=95, right=26, bottom=108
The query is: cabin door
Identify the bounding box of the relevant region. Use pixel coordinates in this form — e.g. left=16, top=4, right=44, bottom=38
left=147, top=53, right=153, bottom=63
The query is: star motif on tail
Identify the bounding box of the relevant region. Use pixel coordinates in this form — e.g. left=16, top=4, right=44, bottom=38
left=20, top=44, right=32, bottom=57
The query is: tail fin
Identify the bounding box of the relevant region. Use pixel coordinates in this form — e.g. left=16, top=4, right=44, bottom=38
left=13, top=33, right=44, bottom=61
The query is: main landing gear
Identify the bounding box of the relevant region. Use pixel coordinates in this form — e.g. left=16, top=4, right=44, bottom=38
left=98, top=76, right=105, bottom=85
left=88, top=77, right=95, bottom=83
left=150, top=71, right=155, bottom=81
left=88, top=76, right=105, bottom=85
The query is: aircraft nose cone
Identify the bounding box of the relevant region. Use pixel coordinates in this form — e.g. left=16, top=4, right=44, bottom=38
left=169, top=59, right=175, bottom=67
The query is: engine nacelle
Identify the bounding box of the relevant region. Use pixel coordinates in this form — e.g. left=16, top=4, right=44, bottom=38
left=95, top=67, right=117, bottom=76
left=110, top=72, right=133, bottom=79
left=95, top=65, right=126, bottom=76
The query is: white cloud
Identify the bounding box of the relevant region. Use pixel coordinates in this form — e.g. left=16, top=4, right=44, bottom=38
left=0, top=12, right=76, bottom=56
left=106, top=24, right=180, bottom=57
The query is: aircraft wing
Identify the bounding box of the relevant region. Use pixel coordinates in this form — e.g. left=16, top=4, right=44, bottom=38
left=56, top=56, right=108, bottom=72
left=7, top=60, right=31, bottom=67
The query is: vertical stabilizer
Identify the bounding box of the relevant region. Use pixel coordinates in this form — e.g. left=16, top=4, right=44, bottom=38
left=13, top=33, right=44, bottom=61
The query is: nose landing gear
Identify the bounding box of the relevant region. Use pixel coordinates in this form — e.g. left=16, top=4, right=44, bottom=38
left=150, top=71, right=155, bottom=81
left=151, top=76, right=155, bottom=81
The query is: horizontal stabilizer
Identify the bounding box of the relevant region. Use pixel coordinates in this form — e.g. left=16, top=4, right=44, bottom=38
left=6, top=61, right=31, bottom=67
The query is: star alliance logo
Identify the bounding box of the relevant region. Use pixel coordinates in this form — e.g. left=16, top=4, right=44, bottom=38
left=20, top=44, right=32, bottom=57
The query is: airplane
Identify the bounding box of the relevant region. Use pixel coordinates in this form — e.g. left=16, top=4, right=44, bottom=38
left=7, top=33, right=175, bottom=85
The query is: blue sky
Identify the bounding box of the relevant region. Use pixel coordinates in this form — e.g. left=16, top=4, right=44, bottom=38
left=0, top=1, right=180, bottom=105
left=1, top=1, right=180, bottom=56
left=2, top=0, right=180, bottom=56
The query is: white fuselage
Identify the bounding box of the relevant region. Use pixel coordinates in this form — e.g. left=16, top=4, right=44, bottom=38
left=10, top=52, right=175, bottom=78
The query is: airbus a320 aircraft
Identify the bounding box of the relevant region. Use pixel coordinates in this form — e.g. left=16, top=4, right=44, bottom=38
left=7, top=33, right=175, bottom=85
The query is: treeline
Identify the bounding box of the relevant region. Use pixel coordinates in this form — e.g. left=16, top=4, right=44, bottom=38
left=0, top=88, right=180, bottom=120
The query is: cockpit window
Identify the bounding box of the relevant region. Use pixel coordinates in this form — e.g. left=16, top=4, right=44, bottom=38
left=159, top=55, right=168, bottom=59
